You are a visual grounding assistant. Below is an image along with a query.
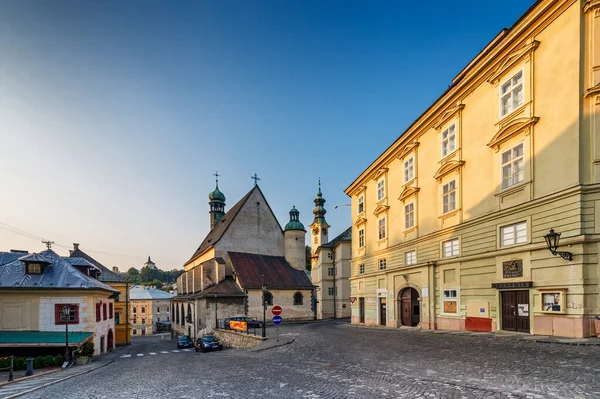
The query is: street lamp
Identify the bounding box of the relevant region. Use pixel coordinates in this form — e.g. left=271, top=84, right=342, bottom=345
left=62, top=305, right=70, bottom=362
left=544, top=229, right=573, bottom=261
left=261, top=281, right=267, bottom=338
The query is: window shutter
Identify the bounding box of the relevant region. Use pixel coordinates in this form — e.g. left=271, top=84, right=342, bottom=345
left=54, top=304, right=61, bottom=325
left=103, top=303, right=107, bottom=321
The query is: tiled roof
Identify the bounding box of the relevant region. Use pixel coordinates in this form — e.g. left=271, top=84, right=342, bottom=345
left=0, top=250, right=118, bottom=293
left=190, top=277, right=245, bottom=298
left=0, top=252, right=25, bottom=266
left=130, top=285, right=175, bottom=300
left=229, top=252, right=314, bottom=290
left=0, top=331, right=93, bottom=347
left=69, top=247, right=124, bottom=282
left=64, top=257, right=100, bottom=271
left=320, top=227, right=352, bottom=249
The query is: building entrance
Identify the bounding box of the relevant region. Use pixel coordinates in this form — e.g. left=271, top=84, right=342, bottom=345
left=359, top=297, right=365, bottom=323
left=399, top=288, right=420, bottom=327
left=501, top=291, right=530, bottom=333
left=379, top=298, right=386, bottom=326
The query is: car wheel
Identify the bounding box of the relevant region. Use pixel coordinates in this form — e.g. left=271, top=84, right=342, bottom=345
left=195, top=348, right=198, bottom=352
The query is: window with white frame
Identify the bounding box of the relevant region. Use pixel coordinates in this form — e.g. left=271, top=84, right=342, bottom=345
left=501, top=143, right=524, bottom=189
left=442, top=239, right=459, bottom=258
left=378, top=258, right=387, bottom=271
left=359, top=264, right=365, bottom=274
left=442, top=180, right=457, bottom=213
left=501, top=221, right=527, bottom=247
left=358, top=228, right=365, bottom=248
left=441, top=123, right=456, bottom=157
left=404, top=157, right=414, bottom=182
left=328, top=267, right=334, bottom=276
left=328, top=287, right=335, bottom=296
left=442, top=289, right=458, bottom=314
left=377, top=179, right=385, bottom=201
left=404, top=202, right=415, bottom=229
left=500, top=70, right=524, bottom=117
left=405, top=250, right=416, bottom=266
left=378, top=217, right=386, bottom=240
left=358, top=196, right=364, bottom=214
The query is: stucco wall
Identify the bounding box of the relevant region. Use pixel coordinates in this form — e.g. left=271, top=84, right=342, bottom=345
left=247, top=289, right=313, bottom=321
left=0, top=293, right=40, bottom=330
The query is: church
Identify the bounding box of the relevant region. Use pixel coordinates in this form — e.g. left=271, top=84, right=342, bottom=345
left=171, top=177, right=314, bottom=339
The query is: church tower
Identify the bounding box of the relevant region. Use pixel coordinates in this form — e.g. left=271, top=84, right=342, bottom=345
left=308, top=179, right=330, bottom=252
left=208, top=175, right=226, bottom=229
left=284, top=206, right=307, bottom=271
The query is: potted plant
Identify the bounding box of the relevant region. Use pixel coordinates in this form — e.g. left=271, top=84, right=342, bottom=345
left=75, top=342, right=94, bottom=365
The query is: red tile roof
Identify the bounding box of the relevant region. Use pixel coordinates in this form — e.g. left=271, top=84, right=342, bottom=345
left=229, top=252, right=314, bottom=290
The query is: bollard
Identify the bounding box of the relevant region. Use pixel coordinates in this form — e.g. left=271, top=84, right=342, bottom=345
left=25, top=357, right=33, bottom=377
left=8, top=356, right=14, bottom=382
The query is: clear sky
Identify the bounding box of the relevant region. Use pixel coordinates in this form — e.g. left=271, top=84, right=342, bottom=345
left=0, top=0, right=535, bottom=271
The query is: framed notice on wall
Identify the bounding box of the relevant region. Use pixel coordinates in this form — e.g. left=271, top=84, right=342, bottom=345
left=538, top=288, right=567, bottom=314
left=443, top=301, right=457, bottom=314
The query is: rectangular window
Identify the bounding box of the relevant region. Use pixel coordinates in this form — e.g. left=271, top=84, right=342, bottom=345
left=358, top=229, right=365, bottom=248
left=327, top=267, right=334, bottom=276
left=359, top=264, right=365, bottom=274
left=115, top=312, right=120, bottom=325
left=96, top=303, right=101, bottom=322
left=28, top=263, right=42, bottom=274
left=55, top=304, right=79, bottom=325
left=378, top=218, right=386, bottom=240
left=441, top=123, right=456, bottom=157
left=404, top=157, right=414, bottom=182
left=501, top=222, right=527, bottom=247
left=142, top=319, right=146, bottom=325
left=157, top=306, right=160, bottom=313
left=442, top=180, right=456, bottom=214
left=442, top=289, right=458, bottom=314
left=327, top=252, right=333, bottom=260
left=109, top=303, right=113, bottom=319
left=501, top=143, right=524, bottom=189
left=442, top=239, right=459, bottom=258
left=500, top=70, right=524, bottom=117
left=328, top=287, right=335, bottom=296
left=133, top=307, right=137, bottom=314
left=103, top=303, right=107, bottom=321
left=358, top=196, right=364, bottom=214
left=378, top=258, right=387, bottom=271
left=141, top=306, right=146, bottom=314
left=377, top=179, right=385, bottom=201
left=404, top=203, right=415, bottom=229
left=405, top=250, right=416, bottom=266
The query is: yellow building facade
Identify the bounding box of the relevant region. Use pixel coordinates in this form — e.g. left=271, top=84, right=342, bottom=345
left=345, top=0, right=600, bottom=338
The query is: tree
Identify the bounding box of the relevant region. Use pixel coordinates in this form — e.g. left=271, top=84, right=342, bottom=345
left=305, top=246, right=312, bottom=271
left=124, top=267, right=139, bottom=283
left=150, top=279, right=163, bottom=289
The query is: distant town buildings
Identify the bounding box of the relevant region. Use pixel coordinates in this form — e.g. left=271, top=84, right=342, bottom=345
left=142, top=256, right=158, bottom=270
left=129, top=286, right=174, bottom=335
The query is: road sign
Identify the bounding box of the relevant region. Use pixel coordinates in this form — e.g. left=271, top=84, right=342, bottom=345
left=272, top=305, right=282, bottom=315
left=272, top=315, right=283, bottom=325
left=349, top=297, right=357, bottom=304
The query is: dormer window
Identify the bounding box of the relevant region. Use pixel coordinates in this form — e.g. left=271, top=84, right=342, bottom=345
left=27, top=263, right=42, bottom=274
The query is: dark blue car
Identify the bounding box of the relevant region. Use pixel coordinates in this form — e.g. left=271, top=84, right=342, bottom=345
left=177, top=335, right=194, bottom=349
left=195, top=336, right=223, bottom=352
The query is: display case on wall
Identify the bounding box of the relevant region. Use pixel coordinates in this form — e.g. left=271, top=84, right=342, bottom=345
left=538, top=288, right=567, bottom=314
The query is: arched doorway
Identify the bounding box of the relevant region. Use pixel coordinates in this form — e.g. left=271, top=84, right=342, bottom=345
left=399, top=288, right=420, bottom=327
left=107, top=329, right=114, bottom=352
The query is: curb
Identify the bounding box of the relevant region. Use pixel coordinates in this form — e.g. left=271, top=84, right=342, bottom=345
left=0, top=369, right=61, bottom=388
left=247, top=338, right=295, bottom=352
left=1, top=359, right=116, bottom=399
left=343, top=323, right=600, bottom=346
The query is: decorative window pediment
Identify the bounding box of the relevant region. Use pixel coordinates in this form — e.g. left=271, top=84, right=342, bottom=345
left=433, top=104, right=465, bottom=130
left=487, top=116, right=539, bottom=151
left=434, top=160, right=464, bottom=182
left=487, top=40, right=540, bottom=85
left=373, top=204, right=390, bottom=216
left=372, top=167, right=388, bottom=181
left=397, top=142, right=419, bottom=160
left=354, top=215, right=367, bottom=226
left=398, top=186, right=420, bottom=202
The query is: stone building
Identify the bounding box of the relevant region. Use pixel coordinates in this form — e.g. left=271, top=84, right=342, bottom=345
left=309, top=183, right=352, bottom=319
left=129, top=286, right=174, bottom=335
left=171, top=181, right=314, bottom=339
left=345, top=0, right=600, bottom=338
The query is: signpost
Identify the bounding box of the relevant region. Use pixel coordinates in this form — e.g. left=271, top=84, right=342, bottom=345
left=272, top=306, right=283, bottom=341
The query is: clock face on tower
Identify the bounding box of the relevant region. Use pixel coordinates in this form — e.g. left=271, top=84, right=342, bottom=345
left=322, top=228, right=328, bottom=235
left=312, top=227, right=320, bottom=235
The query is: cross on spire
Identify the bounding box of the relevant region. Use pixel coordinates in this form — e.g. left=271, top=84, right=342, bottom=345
left=213, top=171, right=220, bottom=185
left=251, top=173, right=261, bottom=186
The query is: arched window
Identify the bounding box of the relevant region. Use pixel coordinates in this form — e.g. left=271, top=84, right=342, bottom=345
left=186, top=303, right=192, bottom=323
left=293, top=292, right=303, bottom=305
left=263, top=291, right=273, bottom=306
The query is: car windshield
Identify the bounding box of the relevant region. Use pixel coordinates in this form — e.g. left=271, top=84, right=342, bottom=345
left=178, top=336, right=190, bottom=342
left=202, top=337, right=216, bottom=343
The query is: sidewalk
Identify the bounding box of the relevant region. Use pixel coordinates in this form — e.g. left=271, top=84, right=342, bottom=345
left=247, top=336, right=294, bottom=352
left=345, top=323, right=600, bottom=346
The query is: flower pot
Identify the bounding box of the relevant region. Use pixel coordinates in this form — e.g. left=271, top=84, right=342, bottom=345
left=75, top=356, right=90, bottom=365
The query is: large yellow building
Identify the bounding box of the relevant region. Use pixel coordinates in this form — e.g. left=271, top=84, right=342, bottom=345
left=345, top=0, right=600, bottom=338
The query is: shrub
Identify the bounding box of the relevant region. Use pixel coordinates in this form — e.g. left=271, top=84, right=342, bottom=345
left=0, top=358, right=9, bottom=369
left=14, top=358, right=25, bottom=370
left=33, top=356, right=44, bottom=369
left=82, top=342, right=94, bottom=357
left=53, top=355, right=64, bottom=366
left=42, top=355, right=54, bottom=367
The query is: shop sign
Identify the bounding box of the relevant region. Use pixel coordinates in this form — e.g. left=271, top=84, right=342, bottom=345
left=503, top=260, right=523, bottom=278
left=491, top=281, right=533, bottom=289
left=376, top=289, right=387, bottom=298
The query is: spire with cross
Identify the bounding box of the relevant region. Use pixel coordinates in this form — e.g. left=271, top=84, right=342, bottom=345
left=214, top=171, right=220, bottom=187
left=251, top=173, right=261, bottom=186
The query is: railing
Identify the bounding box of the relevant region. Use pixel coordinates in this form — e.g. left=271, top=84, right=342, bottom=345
left=0, top=356, right=14, bottom=382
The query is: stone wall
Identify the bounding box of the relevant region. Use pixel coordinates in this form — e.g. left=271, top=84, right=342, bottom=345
left=213, top=329, right=265, bottom=349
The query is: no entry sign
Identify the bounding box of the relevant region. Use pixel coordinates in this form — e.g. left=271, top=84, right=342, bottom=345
left=272, top=305, right=282, bottom=315
left=272, top=315, right=283, bottom=325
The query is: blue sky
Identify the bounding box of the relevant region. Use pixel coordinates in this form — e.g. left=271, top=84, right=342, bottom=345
left=0, top=0, right=535, bottom=270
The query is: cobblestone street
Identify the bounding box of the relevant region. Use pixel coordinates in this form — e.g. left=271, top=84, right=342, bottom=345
left=21, top=321, right=600, bottom=398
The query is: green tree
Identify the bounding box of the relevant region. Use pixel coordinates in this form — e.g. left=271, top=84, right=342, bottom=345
left=124, top=267, right=139, bottom=283
left=150, top=279, right=163, bottom=289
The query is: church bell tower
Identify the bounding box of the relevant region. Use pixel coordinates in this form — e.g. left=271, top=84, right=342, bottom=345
left=308, top=179, right=330, bottom=253
left=209, top=173, right=226, bottom=229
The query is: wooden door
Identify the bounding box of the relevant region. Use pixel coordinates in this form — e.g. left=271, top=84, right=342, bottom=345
left=515, top=291, right=530, bottom=333
left=502, top=291, right=517, bottom=331
left=379, top=299, right=386, bottom=326
left=359, top=298, right=365, bottom=323
left=401, top=297, right=411, bottom=326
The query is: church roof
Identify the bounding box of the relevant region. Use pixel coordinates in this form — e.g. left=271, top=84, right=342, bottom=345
left=190, top=277, right=245, bottom=298
left=69, top=247, right=124, bottom=283
left=320, top=227, right=352, bottom=249
left=186, top=185, right=283, bottom=265
left=229, top=252, right=314, bottom=290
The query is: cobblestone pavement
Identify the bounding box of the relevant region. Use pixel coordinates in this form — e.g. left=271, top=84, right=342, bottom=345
left=21, top=321, right=600, bottom=399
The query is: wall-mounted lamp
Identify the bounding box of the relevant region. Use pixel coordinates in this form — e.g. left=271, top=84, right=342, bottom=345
left=544, top=229, right=572, bottom=261
left=334, top=204, right=351, bottom=209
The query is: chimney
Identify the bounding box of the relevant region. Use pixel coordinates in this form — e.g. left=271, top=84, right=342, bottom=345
left=73, top=243, right=79, bottom=251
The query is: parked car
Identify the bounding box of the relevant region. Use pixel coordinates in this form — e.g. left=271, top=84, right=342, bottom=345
left=222, top=316, right=264, bottom=329
left=195, top=336, right=223, bottom=352
left=177, top=335, right=194, bottom=349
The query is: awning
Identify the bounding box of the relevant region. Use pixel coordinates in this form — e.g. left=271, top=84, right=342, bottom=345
left=0, top=331, right=93, bottom=347
left=157, top=320, right=172, bottom=325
